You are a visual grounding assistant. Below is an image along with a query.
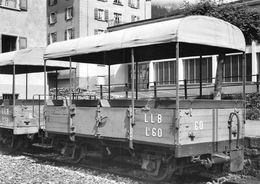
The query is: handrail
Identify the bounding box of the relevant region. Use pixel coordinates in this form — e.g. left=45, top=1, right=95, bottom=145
left=92, top=74, right=259, bottom=100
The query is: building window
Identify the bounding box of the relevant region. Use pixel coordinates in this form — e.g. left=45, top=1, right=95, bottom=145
left=49, top=12, right=57, bottom=25
left=131, top=15, right=139, bottom=22
left=114, top=12, right=122, bottom=25
left=19, top=37, right=27, bottom=49
left=1, top=34, right=17, bottom=53
left=183, top=57, right=212, bottom=84
left=128, top=0, right=139, bottom=9
left=94, top=8, right=109, bottom=22
left=65, top=6, right=73, bottom=21
left=154, top=61, right=176, bottom=85
left=223, top=54, right=252, bottom=82
left=48, top=32, right=57, bottom=45
left=0, top=0, right=27, bottom=10
left=48, top=0, right=57, bottom=6
left=113, top=0, right=122, bottom=5
left=94, top=29, right=105, bottom=35
left=65, top=28, right=75, bottom=40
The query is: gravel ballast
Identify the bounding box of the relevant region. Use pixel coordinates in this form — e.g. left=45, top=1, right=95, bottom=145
left=0, top=154, right=141, bottom=184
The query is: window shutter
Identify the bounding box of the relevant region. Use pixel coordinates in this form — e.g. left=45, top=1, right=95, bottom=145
left=53, top=33, right=57, bottom=42
left=137, top=0, right=140, bottom=8
left=94, top=29, right=98, bottom=35
left=131, top=15, right=135, bottom=22
left=72, top=28, right=75, bottom=39
left=71, top=7, right=74, bottom=18
left=20, top=0, right=27, bottom=11
left=128, top=0, right=131, bottom=6
left=54, top=12, right=57, bottom=23
left=48, top=14, right=50, bottom=24
left=94, top=8, right=98, bottom=20
left=47, top=34, right=50, bottom=45
left=19, top=37, right=27, bottom=49
left=65, top=8, right=67, bottom=20
left=65, top=30, right=67, bottom=40
left=137, top=16, right=140, bottom=21
left=105, top=10, right=109, bottom=22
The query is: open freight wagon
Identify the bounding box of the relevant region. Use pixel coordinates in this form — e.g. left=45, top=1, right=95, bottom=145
left=43, top=16, right=246, bottom=181
left=0, top=47, right=70, bottom=148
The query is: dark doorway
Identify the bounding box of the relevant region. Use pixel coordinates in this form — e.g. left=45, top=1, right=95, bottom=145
left=128, top=62, right=149, bottom=89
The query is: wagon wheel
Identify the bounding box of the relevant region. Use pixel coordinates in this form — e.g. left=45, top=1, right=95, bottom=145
left=145, top=160, right=175, bottom=182
left=0, top=131, right=24, bottom=152
left=72, top=144, right=87, bottom=163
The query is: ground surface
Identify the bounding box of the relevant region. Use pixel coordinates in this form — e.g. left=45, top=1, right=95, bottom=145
left=1, top=152, right=260, bottom=184
left=0, top=154, right=141, bottom=184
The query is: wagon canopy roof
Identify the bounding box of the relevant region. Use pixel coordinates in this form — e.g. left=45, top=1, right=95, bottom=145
left=44, top=15, right=246, bottom=65
left=0, top=47, right=72, bottom=74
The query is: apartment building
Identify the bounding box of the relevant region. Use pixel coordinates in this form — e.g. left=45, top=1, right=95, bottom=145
left=0, top=0, right=47, bottom=98
left=47, top=0, right=152, bottom=90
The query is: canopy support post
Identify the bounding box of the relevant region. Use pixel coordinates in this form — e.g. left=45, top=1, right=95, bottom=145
left=175, top=42, right=180, bottom=146
left=129, top=48, right=135, bottom=150
left=242, top=52, right=246, bottom=122
left=135, top=59, right=138, bottom=100
left=213, top=53, right=225, bottom=100
left=44, top=60, right=47, bottom=113
left=108, top=64, right=111, bottom=100
left=12, top=63, right=16, bottom=120
left=55, top=70, right=58, bottom=100
left=199, top=56, right=202, bottom=98
left=26, top=73, right=28, bottom=100
left=104, top=52, right=110, bottom=100
left=69, top=57, right=72, bottom=104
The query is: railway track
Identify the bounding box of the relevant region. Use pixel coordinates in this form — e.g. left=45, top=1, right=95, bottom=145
left=16, top=147, right=239, bottom=184
left=0, top=145, right=253, bottom=184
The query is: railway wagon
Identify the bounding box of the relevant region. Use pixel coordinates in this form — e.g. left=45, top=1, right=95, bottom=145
left=43, top=16, right=246, bottom=180
left=0, top=48, right=70, bottom=148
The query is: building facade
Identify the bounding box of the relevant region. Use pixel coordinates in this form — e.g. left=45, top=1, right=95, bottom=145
left=99, top=0, right=260, bottom=98
left=0, top=0, right=47, bottom=98
left=47, top=0, right=152, bottom=90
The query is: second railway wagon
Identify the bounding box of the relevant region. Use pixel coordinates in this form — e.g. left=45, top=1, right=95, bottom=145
left=0, top=47, right=70, bottom=148
left=43, top=16, right=246, bottom=181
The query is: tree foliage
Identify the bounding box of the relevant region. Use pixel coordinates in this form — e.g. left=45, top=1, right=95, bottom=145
left=152, top=3, right=179, bottom=18
left=183, top=0, right=260, bottom=43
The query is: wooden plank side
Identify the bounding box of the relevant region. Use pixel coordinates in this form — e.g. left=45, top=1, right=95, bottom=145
left=45, top=116, right=69, bottom=133
left=98, top=107, right=129, bottom=138
left=0, top=106, right=13, bottom=128
left=74, top=107, right=129, bottom=139
left=178, top=108, right=244, bottom=146
left=73, top=107, right=101, bottom=136
left=45, top=106, right=69, bottom=133
left=178, top=109, right=213, bottom=145
left=133, top=108, right=175, bottom=145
